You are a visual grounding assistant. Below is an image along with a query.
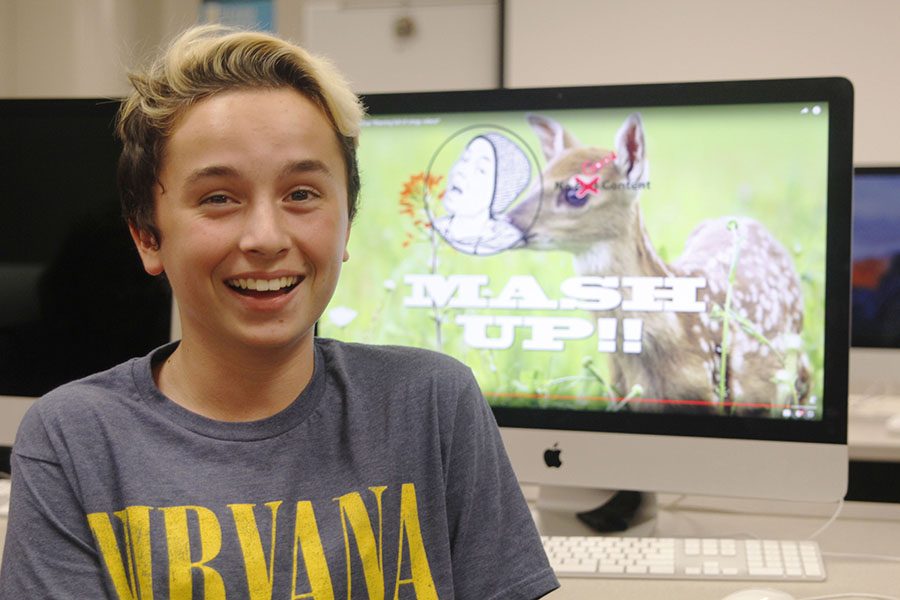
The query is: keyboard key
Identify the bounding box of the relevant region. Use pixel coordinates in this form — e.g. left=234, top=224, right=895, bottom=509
left=702, top=562, right=721, bottom=575
left=626, top=565, right=649, bottom=574
left=804, top=563, right=823, bottom=577
left=748, top=566, right=785, bottom=576
left=650, top=565, right=676, bottom=575
left=598, top=565, right=625, bottom=574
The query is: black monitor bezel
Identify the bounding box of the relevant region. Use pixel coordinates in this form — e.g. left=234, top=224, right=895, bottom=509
left=1, top=82, right=852, bottom=448
left=361, top=78, right=852, bottom=446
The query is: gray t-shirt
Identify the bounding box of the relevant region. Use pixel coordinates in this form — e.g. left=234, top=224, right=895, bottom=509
left=0, top=339, right=558, bottom=599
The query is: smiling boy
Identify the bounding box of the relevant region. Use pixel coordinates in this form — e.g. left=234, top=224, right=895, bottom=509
left=0, top=26, right=558, bottom=599
left=134, top=86, right=349, bottom=422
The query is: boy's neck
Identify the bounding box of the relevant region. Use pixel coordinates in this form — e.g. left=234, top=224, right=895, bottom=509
left=154, top=337, right=316, bottom=423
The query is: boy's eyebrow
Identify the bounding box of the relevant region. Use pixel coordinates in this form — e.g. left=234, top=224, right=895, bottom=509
left=184, top=160, right=334, bottom=185
left=279, top=159, right=334, bottom=179
left=185, top=164, right=240, bottom=185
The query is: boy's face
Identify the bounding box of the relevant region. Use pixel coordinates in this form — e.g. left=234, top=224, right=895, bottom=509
left=131, top=87, right=351, bottom=354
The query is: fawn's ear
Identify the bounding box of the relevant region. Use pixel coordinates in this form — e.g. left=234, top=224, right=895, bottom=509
left=527, top=114, right=579, bottom=162
left=615, top=113, right=647, bottom=184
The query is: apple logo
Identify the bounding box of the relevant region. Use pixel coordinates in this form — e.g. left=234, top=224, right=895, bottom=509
left=543, top=443, right=562, bottom=468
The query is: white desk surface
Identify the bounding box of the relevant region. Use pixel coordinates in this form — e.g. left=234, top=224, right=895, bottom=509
left=2, top=495, right=899, bottom=599
left=848, top=393, right=900, bottom=461
left=544, top=495, right=900, bottom=600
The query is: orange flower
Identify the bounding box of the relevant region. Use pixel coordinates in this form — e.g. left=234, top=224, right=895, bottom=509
left=397, top=172, right=445, bottom=247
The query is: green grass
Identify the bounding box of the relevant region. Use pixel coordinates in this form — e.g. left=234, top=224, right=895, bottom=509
left=322, top=103, right=829, bottom=418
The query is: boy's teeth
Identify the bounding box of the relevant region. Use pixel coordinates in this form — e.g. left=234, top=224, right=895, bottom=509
left=230, top=276, right=298, bottom=291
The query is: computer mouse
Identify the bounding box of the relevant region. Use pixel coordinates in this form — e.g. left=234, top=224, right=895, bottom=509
left=885, top=413, right=900, bottom=437
left=720, top=588, right=796, bottom=600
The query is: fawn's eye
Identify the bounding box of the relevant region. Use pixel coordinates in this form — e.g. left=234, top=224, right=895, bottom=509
left=559, top=185, right=589, bottom=208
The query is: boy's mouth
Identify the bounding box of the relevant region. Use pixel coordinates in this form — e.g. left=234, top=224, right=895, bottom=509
left=226, top=275, right=302, bottom=297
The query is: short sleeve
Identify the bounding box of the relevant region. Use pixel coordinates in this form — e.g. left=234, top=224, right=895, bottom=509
left=442, top=372, right=559, bottom=600
left=0, top=406, right=108, bottom=599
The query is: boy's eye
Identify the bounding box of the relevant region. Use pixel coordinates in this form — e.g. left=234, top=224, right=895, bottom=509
left=289, top=189, right=318, bottom=202
left=201, top=194, right=232, bottom=205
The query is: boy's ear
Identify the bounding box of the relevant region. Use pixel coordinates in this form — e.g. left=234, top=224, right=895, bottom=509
left=128, top=224, right=165, bottom=276
left=342, top=223, right=351, bottom=263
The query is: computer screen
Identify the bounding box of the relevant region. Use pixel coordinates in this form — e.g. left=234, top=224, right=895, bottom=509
left=848, top=166, right=900, bottom=396
left=851, top=167, right=900, bottom=348
left=321, top=78, right=852, bottom=507
left=0, top=99, right=172, bottom=449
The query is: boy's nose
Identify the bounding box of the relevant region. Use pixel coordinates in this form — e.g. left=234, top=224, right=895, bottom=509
left=239, top=201, right=290, bottom=256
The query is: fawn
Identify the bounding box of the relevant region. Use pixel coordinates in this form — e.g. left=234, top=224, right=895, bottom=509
left=505, top=113, right=810, bottom=416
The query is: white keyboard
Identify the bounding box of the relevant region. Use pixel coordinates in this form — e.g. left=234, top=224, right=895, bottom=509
left=543, top=536, right=826, bottom=581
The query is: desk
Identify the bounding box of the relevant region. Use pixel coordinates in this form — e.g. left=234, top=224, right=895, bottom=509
left=543, top=495, right=900, bottom=600
left=849, top=393, right=900, bottom=462
left=2, top=398, right=900, bottom=596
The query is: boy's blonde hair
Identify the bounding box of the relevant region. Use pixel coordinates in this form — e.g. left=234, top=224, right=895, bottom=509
left=117, top=25, right=365, bottom=243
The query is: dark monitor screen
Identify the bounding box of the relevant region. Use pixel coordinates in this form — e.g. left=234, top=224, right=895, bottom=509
left=0, top=99, right=171, bottom=398
left=851, top=166, right=900, bottom=349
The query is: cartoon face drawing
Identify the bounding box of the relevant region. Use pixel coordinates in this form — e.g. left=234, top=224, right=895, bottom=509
left=444, top=136, right=496, bottom=218
left=434, top=131, right=531, bottom=255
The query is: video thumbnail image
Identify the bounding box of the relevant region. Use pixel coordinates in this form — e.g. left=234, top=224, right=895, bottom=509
left=323, top=103, right=830, bottom=420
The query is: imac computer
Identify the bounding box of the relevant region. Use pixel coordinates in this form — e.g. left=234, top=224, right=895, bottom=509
left=318, top=77, right=853, bottom=527
left=0, top=99, right=173, bottom=460
left=849, top=166, right=900, bottom=395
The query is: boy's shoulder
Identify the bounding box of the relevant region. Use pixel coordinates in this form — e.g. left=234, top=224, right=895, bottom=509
left=39, top=349, right=151, bottom=410
left=36, top=357, right=135, bottom=409
left=315, top=338, right=476, bottom=396
left=14, top=355, right=146, bottom=461
left=316, top=337, right=470, bottom=374
left=23, top=342, right=169, bottom=431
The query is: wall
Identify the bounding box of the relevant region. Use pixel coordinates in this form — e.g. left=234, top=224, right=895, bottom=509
left=296, top=0, right=499, bottom=93
left=2, top=0, right=198, bottom=98
left=506, top=0, right=900, bottom=165
left=0, top=0, right=14, bottom=97
left=4, top=0, right=898, bottom=161
left=2, top=0, right=497, bottom=97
